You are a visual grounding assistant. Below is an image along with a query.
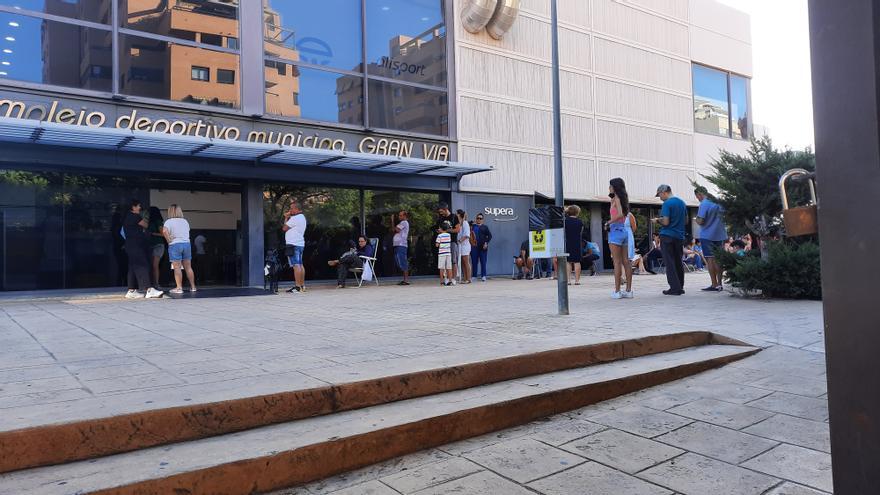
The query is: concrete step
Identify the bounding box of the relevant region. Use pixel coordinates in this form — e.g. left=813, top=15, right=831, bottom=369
left=0, top=331, right=738, bottom=474
left=0, top=343, right=758, bottom=495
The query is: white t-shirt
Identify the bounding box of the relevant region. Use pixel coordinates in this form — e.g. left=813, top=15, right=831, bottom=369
left=285, top=213, right=306, bottom=247
left=393, top=220, right=409, bottom=247
left=163, top=218, right=191, bottom=245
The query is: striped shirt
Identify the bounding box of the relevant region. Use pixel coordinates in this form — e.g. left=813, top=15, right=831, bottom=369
left=436, top=232, right=452, bottom=255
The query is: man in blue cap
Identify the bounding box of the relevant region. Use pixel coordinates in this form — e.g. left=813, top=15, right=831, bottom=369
left=652, top=184, right=687, bottom=295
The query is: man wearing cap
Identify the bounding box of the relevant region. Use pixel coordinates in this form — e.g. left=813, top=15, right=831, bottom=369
left=652, top=185, right=687, bottom=295
left=695, top=187, right=727, bottom=291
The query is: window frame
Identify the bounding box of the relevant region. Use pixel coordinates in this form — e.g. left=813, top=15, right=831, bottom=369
left=692, top=62, right=752, bottom=140
left=191, top=66, right=210, bottom=82
left=217, top=68, right=236, bottom=85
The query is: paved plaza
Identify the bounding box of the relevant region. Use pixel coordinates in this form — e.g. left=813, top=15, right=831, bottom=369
left=0, top=273, right=828, bottom=494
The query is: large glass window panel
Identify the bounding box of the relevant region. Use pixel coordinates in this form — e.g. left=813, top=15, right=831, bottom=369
left=366, top=0, right=446, bottom=87
left=692, top=64, right=730, bottom=137
left=0, top=0, right=111, bottom=24
left=121, top=0, right=240, bottom=43
left=263, top=185, right=362, bottom=281
left=119, top=33, right=240, bottom=108
left=368, top=80, right=448, bottom=136
left=730, top=74, right=750, bottom=140
left=265, top=63, right=363, bottom=125
left=263, top=0, right=362, bottom=72
left=0, top=12, right=112, bottom=92
left=0, top=170, right=64, bottom=290
left=364, top=190, right=442, bottom=277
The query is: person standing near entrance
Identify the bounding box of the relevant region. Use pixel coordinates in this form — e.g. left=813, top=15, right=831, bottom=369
left=606, top=178, right=634, bottom=299
left=435, top=203, right=460, bottom=278
left=653, top=184, right=688, bottom=295
left=393, top=210, right=411, bottom=286
left=471, top=212, right=492, bottom=281
left=436, top=221, right=455, bottom=286
left=147, top=206, right=166, bottom=290
left=283, top=201, right=307, bottom=293
left=457, top=209, right=473, bottom=284
left=163, top=204, right=197, bottom=294
left=123, top=200, right=164, bottom=299
left=695, top=186, right=727, bottom=291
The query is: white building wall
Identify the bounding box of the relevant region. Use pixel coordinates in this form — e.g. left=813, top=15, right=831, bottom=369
left=456, top=0, right=753, bottom=206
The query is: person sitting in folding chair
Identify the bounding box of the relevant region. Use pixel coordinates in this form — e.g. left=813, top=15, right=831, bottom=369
left=328, top=236, right=374, bottom=289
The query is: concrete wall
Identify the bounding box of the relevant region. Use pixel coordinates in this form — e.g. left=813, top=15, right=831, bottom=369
left=454, top=0, right=753, bottom=207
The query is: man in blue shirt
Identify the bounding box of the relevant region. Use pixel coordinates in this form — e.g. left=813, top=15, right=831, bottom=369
left=652, top=184, right=687, bottom=295
left=695, top=187, right=728, bottom=292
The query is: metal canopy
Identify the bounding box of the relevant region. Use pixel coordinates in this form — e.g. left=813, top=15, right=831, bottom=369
left=0, top=117, right=492, bottom=178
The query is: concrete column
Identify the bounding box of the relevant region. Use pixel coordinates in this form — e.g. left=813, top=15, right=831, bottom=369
left=241, top=180, right=265, bottom=287
left=590, top=203, right=604, bottom=270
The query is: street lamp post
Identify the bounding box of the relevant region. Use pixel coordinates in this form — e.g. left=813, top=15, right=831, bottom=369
left=550, top=0, right=569, bottom=315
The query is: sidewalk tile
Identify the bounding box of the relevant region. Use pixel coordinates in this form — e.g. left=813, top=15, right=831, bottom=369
left=464, top=437, right=584, bottom=483
left=381, top=457, right=482, bottom=494
left=529, top=462, right=672, bottom=495
left=561, top=428, right=683, bottom=474
left=329, top=480, right=398, bottom=495
left=743, top=414, right=830, bottom=453
left=655, top=421, right=778, bottom=464
left=741, top=444, right=833, bottom=493
left=746, top=392, right=829, bottom=422
left=590, top=405, right=693, bottom=438
left=766, top=482, right=830, bottom=495
left=668, top=398, right=774, bottom=430
left=414, top=471, right=534, bottom=495
left=639, top=453, right=779, bottom=495
left=527, top=418, right=606, bottom=446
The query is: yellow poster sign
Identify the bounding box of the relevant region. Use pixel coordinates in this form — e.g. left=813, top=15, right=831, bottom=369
left=531, top=230, right=546, bottom=253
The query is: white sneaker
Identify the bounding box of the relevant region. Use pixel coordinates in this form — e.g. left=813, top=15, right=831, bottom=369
left=621, top=290, right=634, bottom=299
left=145, top=288, right=164, bottom=299
left=611, top=291, right=622, bottom=299
left=450, top=279, right=457, bottom=286
left=481, top=276, right=487, bottom=282
left=124, top=289, right=143, bottom=299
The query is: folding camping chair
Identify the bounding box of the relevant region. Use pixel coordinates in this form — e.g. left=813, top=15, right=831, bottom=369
left=352, top=237, right=380, bottom=287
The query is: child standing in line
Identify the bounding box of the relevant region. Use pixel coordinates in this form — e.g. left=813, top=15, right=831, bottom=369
left=436, top=221, right=455, bottom=286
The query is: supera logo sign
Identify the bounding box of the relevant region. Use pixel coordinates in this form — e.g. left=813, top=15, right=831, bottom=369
left=484, top=207, right=514, bottom=216
left=483, top=207, right=517, bottom=221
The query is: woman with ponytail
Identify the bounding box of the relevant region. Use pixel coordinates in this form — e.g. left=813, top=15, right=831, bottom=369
left=605, top=178, right=634, bottom=299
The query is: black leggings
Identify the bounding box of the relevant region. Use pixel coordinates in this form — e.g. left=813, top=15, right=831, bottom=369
left=126, top=243, right=151, bottom=291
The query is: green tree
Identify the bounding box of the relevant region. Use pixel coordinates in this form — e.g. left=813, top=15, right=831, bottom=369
left=701, top=137, right=816, bottom=251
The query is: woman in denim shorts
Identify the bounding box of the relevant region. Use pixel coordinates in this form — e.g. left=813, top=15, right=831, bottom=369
left=605, top=178, right=634, bottom=299
left=162, top=204, right=197, bottom=294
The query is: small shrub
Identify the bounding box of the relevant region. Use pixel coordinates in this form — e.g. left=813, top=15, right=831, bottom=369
left=721, top=241, right=821, bottom=300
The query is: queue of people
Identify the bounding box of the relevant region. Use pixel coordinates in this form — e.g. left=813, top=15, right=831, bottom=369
left=123, top=200, right=198, bottom=299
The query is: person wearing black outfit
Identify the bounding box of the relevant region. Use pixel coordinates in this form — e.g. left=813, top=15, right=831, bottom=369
left=123, top=200, right=164, bottom=299
left=328, top=236, right=375, bottom=288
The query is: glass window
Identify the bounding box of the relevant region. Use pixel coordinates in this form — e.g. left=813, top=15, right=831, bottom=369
left=364, top=190, right=442, bottom=277
left=217, top=68, right=235, bottom=84
left=730, top=74, right=750, bottom=140
left=368, top=80, right=448, bottom=136
left=191, top=65, right=209, bottom=81
left=692, top=64, right=730, bottom=138
left=0, top=12, right=112, bottom=92
left=200, top=33, right=223, bottom=47
left=0, top=0, right=112, bottom=24
left=366, top=0, right=446, bottom=87
left=121, top=0, right=240, bottom=44
left=120, top=34, right=240, bottom=108
left=265, top=63, right=363, bottom=124
left=263, top=0, right=362, bottom=72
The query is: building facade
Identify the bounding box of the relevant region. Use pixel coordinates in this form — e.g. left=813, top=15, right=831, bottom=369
left=0, top=0, right=752, bottom=292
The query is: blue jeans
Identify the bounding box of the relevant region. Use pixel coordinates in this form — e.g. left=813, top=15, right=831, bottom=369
left=168, top=242, right=192, bottom=262
left=473, top=249, right=488, bottom=278
left=286, top=245, right=304, bottom=266
left=393, top=246, right=409, bottom=272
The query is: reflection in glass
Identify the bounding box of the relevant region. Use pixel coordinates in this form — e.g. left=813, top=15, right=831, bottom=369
left=364, top=190, right=442, bottom=277
left=730, top=75, right=750, bottom=140
left=120, top=34, right=240, bottom=108
left=366, top=0, right=446, bottom=87
left=368, top=80, right=448, bottom=136
left=0, top=12, right=112, bottom=92
left=0, top=0, right=111, bottom=24
left=692, top=64, right=729, bottom=137
left=263, top=0, right=362, bottom=71
left=121, top=0, right=240, bottom=42
left=264, top=63, right=363, bottom=125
